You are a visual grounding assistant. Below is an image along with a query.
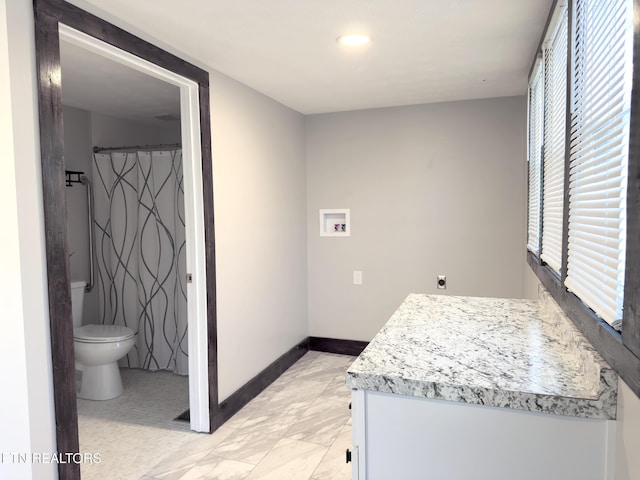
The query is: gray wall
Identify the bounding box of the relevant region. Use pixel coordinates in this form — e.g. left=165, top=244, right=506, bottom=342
left=62, top=77, right=309, bottom=405
left=617, top=380, right=640, bottom=480
left=91, top=111, right=180, bottom=147
left=306, top=97, right=538, bottom=341
left=5, top=3, right=640, bottom=479
left=211, top=72, right=307, bottom=400
left=211, top=71, right=308, bottom=401
left=2, top=0, right=57, bottom=477
left=63, top=105, right=92, bottom=288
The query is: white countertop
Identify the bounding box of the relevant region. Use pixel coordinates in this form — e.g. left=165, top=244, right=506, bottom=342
left=346, top=290, right=617, bottom=419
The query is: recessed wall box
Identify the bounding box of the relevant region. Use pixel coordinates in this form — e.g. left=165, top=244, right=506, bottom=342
left=320, top=209, right=350, bottom=237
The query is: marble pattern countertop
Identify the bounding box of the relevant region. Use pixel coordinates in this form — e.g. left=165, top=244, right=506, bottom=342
left=346, top=290, right=617, bottom=419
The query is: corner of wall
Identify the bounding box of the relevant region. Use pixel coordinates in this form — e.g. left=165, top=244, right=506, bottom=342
left=305, top=97, right=530, bottom=340
left=1, top=0, right=57, bottom=478
left=209, top=70, right=309, bottom=401
left=615, top=380, right=640, bottom=480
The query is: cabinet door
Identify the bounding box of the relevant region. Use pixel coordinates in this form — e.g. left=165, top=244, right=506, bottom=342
left=364, top=390, right=613, bottom=480
left=350, top=389, right=366, bottom=480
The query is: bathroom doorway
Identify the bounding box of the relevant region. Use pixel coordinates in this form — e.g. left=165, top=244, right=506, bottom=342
left=58, top=22, right=211, bottom=430
left=61, top=37, right=189, bottom=377
left=33, top=1, right=218, bottom=478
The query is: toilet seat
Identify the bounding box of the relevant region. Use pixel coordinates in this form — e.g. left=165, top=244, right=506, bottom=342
left=74, top=324, right=135, bottom=343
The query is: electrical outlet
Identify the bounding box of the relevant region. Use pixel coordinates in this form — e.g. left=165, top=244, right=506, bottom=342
left=437, top=275, right=446, bottom=289
left=353, top=271, right=363, bottom=285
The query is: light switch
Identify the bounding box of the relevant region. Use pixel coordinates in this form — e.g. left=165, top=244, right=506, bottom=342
left=353, top=271, right=363, bottom=285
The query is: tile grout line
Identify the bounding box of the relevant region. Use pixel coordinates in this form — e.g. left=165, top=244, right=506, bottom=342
left=136, top=352, right=356, bottom=480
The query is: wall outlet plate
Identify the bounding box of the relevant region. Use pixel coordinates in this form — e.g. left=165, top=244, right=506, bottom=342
left=437, top=275, right=446, bottom=289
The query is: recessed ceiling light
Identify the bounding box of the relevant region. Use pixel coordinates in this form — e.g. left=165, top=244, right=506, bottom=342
left=337, top=33, right=370, bottom=47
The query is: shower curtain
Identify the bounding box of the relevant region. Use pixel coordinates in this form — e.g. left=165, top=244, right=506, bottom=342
left=93, top=149, right=188, bottom=375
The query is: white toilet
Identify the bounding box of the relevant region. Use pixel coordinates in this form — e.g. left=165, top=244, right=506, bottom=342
left=71, top=281, right=136, bottom=400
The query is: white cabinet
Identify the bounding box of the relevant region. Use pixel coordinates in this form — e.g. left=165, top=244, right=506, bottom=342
left=351, top=389, right=615, bottom=480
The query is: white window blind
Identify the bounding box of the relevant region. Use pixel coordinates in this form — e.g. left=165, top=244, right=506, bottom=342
left=565, top=0, right=632, bottom=324
left=527, top=63, right=543, bottom=254
left=541, top=6, right=568, bottom=273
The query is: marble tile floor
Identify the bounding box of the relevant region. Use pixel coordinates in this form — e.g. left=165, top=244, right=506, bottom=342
left=78, top=351, right=356, bottom=480
left=78, top=368, right=193, bottom=480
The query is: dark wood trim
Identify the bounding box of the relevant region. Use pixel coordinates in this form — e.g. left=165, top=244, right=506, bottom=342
left=205, top=334, right=367, bottom=431
left=210, top=335, right=368, bottom=431
left=33, top=1, right=217, bottom=477
left=198, top=82, right=219, bottom=431
left=537, top=105, right=545, bottom=259
left=36, top=0, right=208, bottom=86
left=560, top=0, right=573, bottom=282
left=528, top=252, right=640, bottom=397
left=33, top=5, right=80, bottom=479
left=527, top=0, right=640, bottom=400
left=309, top=336, right=369, bottom=356
left=622, top=0, right=640, bottom=360
left=211, top=339, right=310, bottom=430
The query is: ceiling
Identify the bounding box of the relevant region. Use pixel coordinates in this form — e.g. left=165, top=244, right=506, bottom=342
left=63, top=0, right=552, bottom=117
left=60, top=40, right=181, bottom=126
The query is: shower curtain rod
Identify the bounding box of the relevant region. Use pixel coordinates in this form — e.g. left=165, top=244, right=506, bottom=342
left=93, top=142, right=181, bottom=153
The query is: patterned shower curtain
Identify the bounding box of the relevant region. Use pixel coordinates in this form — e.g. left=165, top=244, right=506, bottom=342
left=92, top=149, right=188, bottom=375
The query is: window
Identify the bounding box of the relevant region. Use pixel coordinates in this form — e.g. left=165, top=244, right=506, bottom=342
left=527, top=0, right=632, bottom=326
left=541, top=6, right=568, bottom=273
left=527, top=0, right=640, bottom=395
left=527, top=63, right=543, bottom=255
left=565, top=0, right=632, bottom=326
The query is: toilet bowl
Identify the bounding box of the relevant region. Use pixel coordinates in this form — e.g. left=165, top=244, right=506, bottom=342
left=71, top=281, right=136, bottom=400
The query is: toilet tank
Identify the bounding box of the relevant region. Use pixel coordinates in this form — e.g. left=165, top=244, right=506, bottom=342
left=70, top=281, right=86, bottom=328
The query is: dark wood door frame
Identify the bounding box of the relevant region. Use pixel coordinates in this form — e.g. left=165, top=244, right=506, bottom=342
left=33, top=1, right=218, bottom=478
